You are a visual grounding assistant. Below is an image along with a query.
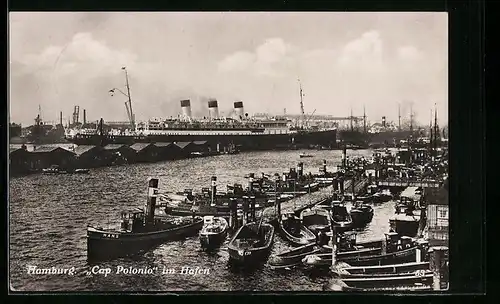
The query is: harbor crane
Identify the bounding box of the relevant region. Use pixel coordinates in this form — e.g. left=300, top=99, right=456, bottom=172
left=109, top=66, right=135, bottom=130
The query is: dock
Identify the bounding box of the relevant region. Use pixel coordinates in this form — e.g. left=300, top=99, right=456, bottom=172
left=260, top=185, right=334, bottom=221
left=376, top=179, right=441, bottom=188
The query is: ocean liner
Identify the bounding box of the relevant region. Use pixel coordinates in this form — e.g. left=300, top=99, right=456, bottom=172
left=64, top=68, right=337, bottom=151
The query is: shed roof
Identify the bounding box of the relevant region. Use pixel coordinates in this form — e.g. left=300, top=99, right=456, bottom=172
left=154, top=142, right=174, bottom=148
left=31, top=146, right=75, bottom=154
left=103, top=144, right=130, bottom=150
left=130, top=143, right=154, bottom=152
left=74, top=145, right=98, bottom=156
left=174, top=142, right=192, bottom=149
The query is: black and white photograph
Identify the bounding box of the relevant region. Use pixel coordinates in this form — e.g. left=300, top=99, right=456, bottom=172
left=8, top=12, right=449, bottom=292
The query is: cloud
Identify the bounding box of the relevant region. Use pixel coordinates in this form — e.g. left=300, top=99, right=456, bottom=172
left=338, top=30, right=383, bottom=69
left=18, top=32, right=137, bottom=77
left=217, top=37, right=294, bottom=77
left=397, top=45, right=422, bottom=62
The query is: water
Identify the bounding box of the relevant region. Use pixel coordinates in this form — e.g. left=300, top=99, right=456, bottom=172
left=9, top=149, right=394, bottom=292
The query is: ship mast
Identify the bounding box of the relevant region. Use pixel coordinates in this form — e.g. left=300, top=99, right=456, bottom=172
left=409, top=104, right=414, bottom=142
left=363, top=105, right=367, bottom=134
left=298, top=78, right=305, bottom=128
left=398, top=103, right=401, bottom=132
left=433, top=103, right=439, bottom=154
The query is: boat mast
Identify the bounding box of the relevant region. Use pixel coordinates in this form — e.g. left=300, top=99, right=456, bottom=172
left=363, top=105, right=367, bottom=134
left=429, top=109, right=433, bottom=155
left=433, top=103, right=438, bottom=154
left=398, top=103, right=401, bottom=132
left=123, top=67, right=135, bottom=130
left=298, top=78, right=305, bottom=128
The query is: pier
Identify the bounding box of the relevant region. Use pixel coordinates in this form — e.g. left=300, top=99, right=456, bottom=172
left=260, top=185, right=334, bottom=221
left=376, top=179, right=441, bottom=188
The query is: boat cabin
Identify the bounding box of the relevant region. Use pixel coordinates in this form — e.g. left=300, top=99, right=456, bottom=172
left=120, top=210, right=145, bottom=232
left=202, top=216, right=225, bottom=233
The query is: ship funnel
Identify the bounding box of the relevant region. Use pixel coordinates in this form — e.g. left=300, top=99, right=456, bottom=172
left=234, top=101, right=244, bottom=120
left=382, top=116, right=386, bottom=128
left=208, top=99, right=219, bottom=120
left=180, top=99, right=192, bottom=121
left=83, top=109, right=87, bottom=125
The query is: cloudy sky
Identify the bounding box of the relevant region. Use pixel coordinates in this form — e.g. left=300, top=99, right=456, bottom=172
left=9, top=12, right=447, bottom=127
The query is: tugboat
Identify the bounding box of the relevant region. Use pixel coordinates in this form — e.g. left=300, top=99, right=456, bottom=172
left=350, top=201, right=374, bottom=228
left=87, top=178, right=204, bottom=261
left=199, top=216, right=228, bottom=250
left=227, top=221, right=275, bottom=265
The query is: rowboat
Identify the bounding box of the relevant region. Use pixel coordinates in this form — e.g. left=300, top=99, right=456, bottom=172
left=268, top=243, right=321, bottom=269
left=277, top=213, right=316, bottom=246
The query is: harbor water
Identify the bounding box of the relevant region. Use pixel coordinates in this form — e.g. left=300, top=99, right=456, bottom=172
left=9, top=149, right=395, bottom=292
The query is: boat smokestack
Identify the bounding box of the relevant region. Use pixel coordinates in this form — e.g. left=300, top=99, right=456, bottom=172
left=234, top=101, right=244, bottom=120
left=59, top=111, right=63, bottom=126
left=242, top=196, right=249, bottom=225
left=180, top=99, right=192, bottom=121
left=297, top=162, right=304, bottom=177
left=248, top=173, right=255, bottom=193
left=83, top=109, right=87, bottom=125
left=382, top=116, right=386, bottom=128
left=145, top=178, right=159, bottom=223
left=229, top=198, right=238, bottom=229
left=323, top=160, right=327, bottom=174
left=342, top=146, right=347, bottom=168
left=210, top=176, right=217, bottom=207
left=208, top=99, right=219, bottom=120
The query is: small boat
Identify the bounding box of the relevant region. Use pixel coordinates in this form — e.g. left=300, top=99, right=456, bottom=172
left=372, top=190, right=392, bottom=203
left=323, top=277, right=433, bottom=292
left=300, top=208, right=331, bottom=235
left=269, top=243, right=321, bottom=269
left=302, top=243, right=422, bottom=267
left=299, top=153, right=313, bottom=158
left=190, top=151, right=207, bottom=157
left=350, top=201, right=374, bottom=228
left=332, top=261, right=430, bottom=277
left=73, top=168, right=90, bottom=174
left=87, top=178, right=204, bottom=261
left=227, top=222, right=275, bottom=264
left=199, top=216, right=228, bottom=250
left=330, top=203, right=353, bottom=230
left=389, top=203, right=421, bottom=237
left=277, top=213, right=316, bottom=246
left=42, top=165, right=66, bottom=174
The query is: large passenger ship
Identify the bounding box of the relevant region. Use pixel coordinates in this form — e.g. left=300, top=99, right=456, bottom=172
left=64, top=100, right=337, bottom=151
left=64, top=68, right=337, bottom=150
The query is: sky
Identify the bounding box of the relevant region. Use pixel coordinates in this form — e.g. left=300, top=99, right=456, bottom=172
left=9, top=12, right=448, bottom=127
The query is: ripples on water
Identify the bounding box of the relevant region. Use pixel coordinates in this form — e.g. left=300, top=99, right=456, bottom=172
left=9, top=149, right=394, bottom=292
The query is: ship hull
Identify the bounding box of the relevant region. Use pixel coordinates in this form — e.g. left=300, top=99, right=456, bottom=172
left=86, top=220, right=203, bottom=261
left=66, top=129, right=337, bottom=150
